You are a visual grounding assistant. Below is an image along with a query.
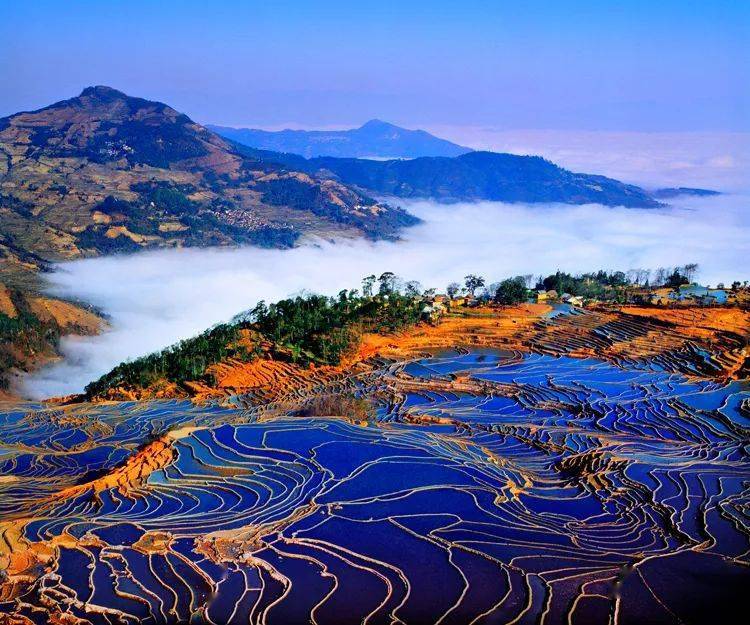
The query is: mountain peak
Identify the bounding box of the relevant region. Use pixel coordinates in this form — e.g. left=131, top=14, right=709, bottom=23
left=79, top=85, right=129, bottom=101
left=359, top=119, right=398, bottom=131
left=0, top=85, right=219, bottom=169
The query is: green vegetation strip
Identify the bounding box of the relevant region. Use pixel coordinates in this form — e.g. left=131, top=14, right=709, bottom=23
left=85, top=288, right=422, bottom=398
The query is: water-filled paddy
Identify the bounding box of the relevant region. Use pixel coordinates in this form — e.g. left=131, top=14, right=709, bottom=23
left=1, top=351, right=748, bottom=624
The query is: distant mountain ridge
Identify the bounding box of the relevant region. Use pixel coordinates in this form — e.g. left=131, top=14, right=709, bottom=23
left=651, top=187, right=721, bottom=199
left=233, top=147, right=665, bottom=208
left=208, top=119, right=472, bottom=159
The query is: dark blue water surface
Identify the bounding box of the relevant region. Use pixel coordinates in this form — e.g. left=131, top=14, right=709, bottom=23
left=1, top=351, right=748, bottom=624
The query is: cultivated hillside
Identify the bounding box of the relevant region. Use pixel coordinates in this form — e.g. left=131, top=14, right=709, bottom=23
left=83, top=285, right=750, bottom=403
left=0, top=86, right=417, bottom=266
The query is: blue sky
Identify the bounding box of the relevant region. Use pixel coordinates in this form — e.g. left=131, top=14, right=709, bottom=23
left=1, top=1, right=748, bottom=130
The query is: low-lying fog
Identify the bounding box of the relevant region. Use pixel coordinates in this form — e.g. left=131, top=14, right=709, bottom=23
left=21, top=190, right=749, bottom=399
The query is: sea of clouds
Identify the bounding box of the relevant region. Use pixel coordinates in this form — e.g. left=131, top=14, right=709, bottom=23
left=20, top=133, right=750, bottom=399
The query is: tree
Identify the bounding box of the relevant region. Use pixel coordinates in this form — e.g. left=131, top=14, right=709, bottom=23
left=494, top=277, right=527, bottom=305
left=610, top=271, right=628, bottom=287
left=484, top=283, right=501, bottom=301
left=628, top=268, right=649, bottom=285
left=404, top=281, right=422, bottom=297
left=251, top=300, right=268, bottom=320
left=683, top=263, right=699, bottom=283
left=378, top=272, right=397, bottom=295
left=653, top=267, right=667, bottom=286
left=666, top=269, right=687, bottom=288
left=543, top=271, right=568, bottom=293
left=446, top=282, right=461, bottom=299
left=464, top=274, right=485, bottom=297
left=362, top=275, right=376, bottom=297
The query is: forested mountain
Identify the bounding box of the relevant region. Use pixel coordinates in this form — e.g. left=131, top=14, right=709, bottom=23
left=233, top=147, right=665, bottom=207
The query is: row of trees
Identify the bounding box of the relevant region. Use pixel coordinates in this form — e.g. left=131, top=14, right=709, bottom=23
left=438, top=264, right=706, bottom=307
left=359, top=264, right=715, bottom=307
left=249, top=288, right=422, bottom=364
left=84, top=322, right=244, bottom=397
left=361, top=272, right=427, bottom=298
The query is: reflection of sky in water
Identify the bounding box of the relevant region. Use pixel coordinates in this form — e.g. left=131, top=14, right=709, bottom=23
left=2, top=350, right=748, bottom=622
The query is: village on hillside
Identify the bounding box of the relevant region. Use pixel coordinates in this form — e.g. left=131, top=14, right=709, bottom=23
left=417, top=266, right=749, bottom=323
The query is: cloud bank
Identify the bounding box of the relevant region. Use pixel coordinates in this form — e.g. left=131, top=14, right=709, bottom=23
left=20, top=192, right=749, bottom=400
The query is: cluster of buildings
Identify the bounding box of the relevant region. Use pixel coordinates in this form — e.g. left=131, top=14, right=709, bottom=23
left=536, top=290, right=584, bottom=307
left=537, top=284, right=735, bottom=308
left=420, top=282, right=741, bottom=322
left=648, top=284, right=729, bottom=306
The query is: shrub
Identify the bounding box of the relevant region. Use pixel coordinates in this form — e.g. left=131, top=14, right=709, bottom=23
left=299, top=394, right=375, bottom=421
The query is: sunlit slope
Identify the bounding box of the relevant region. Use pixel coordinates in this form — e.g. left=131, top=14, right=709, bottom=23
left=84, top=291, right=750, bottom=403
left=0, top=86, right=417, bottom=262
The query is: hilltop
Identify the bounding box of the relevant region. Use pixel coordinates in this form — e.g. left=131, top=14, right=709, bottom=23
left=0, top=86, right=417, bottom=266
left=209, top=119, right=472, bottom=158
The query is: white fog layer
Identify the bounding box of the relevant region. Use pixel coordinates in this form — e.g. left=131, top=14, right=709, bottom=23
left=21, top=190, right=749, bottom=399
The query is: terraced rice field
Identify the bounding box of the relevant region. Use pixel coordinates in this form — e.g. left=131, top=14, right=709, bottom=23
left=1, top=346, right=749, bottom=624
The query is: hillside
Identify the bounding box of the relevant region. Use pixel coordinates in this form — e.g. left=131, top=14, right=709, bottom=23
left=0, top=87, right=417, bottom=390
left=83, top=282, right=750, bottom=403
left=84, top=288, right=424, bottom=401
left=0, top=86, right=417, bottom=266
left=238, top=148, right=665, bottom=207
left=652, top=187, right=721, bottom=199
left=208, top=119, right=471, bottom=158
left=0, top=281, right=103, bottom=396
